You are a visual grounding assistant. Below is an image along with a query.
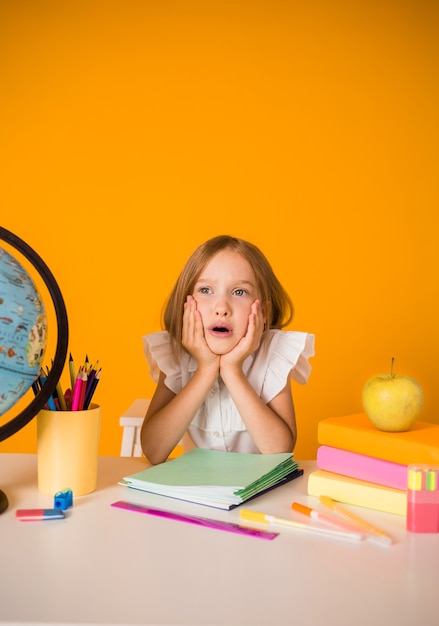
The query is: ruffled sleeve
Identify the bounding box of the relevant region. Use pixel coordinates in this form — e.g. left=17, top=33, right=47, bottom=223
left=246, top=330, right=315, bottom=404
left=143, top=331, right=185, bottom=394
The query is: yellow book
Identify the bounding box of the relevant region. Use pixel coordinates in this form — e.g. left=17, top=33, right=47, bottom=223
left=318, top=413, right=439, bottom=465
left=307, top=469, right=406, bottom=515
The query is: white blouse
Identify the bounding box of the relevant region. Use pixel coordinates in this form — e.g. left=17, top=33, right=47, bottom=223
left=143, top=329, right=315, bottom=454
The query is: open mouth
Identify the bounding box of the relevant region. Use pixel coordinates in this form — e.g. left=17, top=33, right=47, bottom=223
left=208, top=325, right=233, bottom=338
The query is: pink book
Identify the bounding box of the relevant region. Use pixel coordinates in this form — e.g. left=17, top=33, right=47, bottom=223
left=316, top=445, right=408, bottom=490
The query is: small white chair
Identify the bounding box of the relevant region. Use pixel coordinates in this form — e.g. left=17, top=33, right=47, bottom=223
left=119, top=398, right=150, bottom=457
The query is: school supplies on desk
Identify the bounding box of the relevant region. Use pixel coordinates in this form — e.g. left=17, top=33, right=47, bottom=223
left=316, top=446, right=409, bottom=490
left=16, top=508, right=65, bottom=521
left=33, top=353, right=101, bottom=411
left=291, top=501, right=363, bottom=533
left=120, top=448, right=303, bottom=510
left=312, top=414, right=439, bottom=517
left=111, top=501, right=278, bottom=540
left=239, top=508, right=362, bottom=542
left=318, top=414, right=439, bottom=465
left=319, top=496, right=394, bottom=546
left=308, top=469, right=406, bottom=515
left=407, top=464, right=439, bottom=533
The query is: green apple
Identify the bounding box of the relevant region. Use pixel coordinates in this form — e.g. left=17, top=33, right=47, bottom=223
left=362, top=369, right=424, bottom=432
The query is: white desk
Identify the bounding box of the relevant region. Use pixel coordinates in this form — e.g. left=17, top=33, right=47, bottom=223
left=1, top=454, right=438, bottom=626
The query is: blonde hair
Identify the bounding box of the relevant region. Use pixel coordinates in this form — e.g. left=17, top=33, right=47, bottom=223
left=163, top=235, right=294, bottom=353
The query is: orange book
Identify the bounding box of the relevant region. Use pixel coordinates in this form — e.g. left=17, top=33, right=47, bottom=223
left=318, top=413, right=439, bottom=466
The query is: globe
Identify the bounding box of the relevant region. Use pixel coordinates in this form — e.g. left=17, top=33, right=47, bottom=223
left=0, top=227, right=69, bottom=514
left=0, top=247, right=48, bottom=415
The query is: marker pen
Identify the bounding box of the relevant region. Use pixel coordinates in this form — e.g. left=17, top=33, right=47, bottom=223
left=291, top=502, right=362, bottom=534
left=407, top=465, right=439, bottom=533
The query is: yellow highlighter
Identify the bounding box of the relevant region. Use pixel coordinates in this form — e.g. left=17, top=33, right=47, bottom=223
left=239, top=509, right=363, bottom=542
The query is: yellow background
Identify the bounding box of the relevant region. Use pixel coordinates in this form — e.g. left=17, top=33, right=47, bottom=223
left=1, top=0, right=438, bottom=460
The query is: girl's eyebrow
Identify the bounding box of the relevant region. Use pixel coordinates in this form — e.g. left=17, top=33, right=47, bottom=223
left=195, top=278, right=256, bottom=287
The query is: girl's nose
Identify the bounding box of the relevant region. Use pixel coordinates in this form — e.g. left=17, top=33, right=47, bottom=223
left=214, top=298, right=230, bottom=317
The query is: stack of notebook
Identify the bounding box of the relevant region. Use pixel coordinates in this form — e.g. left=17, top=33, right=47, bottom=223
left=121, top=448, right=303, bottom=510
left=307, top=413, right=439, bottom=515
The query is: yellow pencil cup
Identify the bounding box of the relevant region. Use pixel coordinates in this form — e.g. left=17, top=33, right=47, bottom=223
left=37, top=404, right=101, bottom=496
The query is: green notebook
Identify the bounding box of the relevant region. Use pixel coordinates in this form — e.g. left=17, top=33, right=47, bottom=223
left=120, top=448, right=303, bottom=510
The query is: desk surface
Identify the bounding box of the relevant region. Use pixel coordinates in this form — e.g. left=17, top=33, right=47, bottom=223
left=1, top=454, right=438, bottom=626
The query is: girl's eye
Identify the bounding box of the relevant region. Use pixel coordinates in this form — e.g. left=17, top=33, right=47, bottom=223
left=198, top=287, right=212, bottom=294
left=233, top=289, right=247, bottom=297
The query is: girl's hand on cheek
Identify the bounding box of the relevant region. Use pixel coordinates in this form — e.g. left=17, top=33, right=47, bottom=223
left=241, top=299, right=265, bottom=354
left=221, top=300, right=265, bottom=369
left=250, top=299, right=265, bottom=336
left=182, top=296, right=219, bottom=369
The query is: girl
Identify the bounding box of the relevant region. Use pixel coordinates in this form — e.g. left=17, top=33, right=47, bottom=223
left=141, top=235, right=314, bottom=464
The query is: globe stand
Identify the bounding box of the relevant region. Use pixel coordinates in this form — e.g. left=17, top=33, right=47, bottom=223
left=0, top=227, right=69, bottom=513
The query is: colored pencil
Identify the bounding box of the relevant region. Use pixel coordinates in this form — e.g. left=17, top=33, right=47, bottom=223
left=69, top=353, right=76, bottom=389
left=83, top=368, right=101, bottom=409
left=70, top=367, right=83, bottom=411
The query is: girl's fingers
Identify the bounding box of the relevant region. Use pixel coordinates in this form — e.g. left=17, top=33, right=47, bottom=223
left=182, top=297, right=197, bottom=344
left=183, top=296, right=211, bottom=361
